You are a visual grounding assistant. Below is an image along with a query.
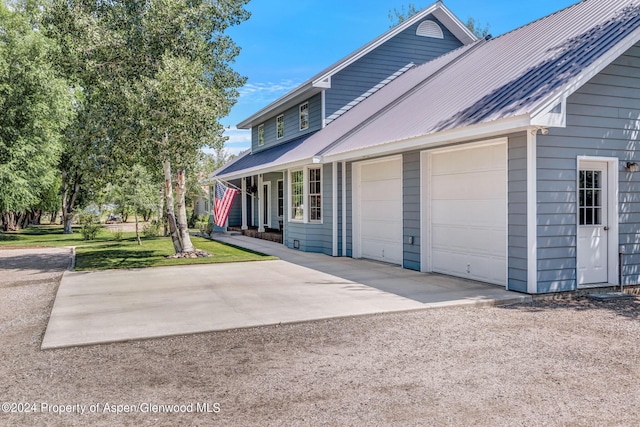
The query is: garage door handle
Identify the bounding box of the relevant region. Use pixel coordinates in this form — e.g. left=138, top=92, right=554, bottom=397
left=604, top=226, right=609, bottom=231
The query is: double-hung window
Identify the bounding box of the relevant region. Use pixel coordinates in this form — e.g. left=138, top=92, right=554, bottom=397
left=258, top=124, right=265, bottom=146
left=290, top=170, right=304, bottom=220
left=299, top=102, right=309, bottom=131
left=276, top=115, right=284, bottom=139
left=289, top=167, right=322, bottom=223
left=308, top=167, right=321, bottom=222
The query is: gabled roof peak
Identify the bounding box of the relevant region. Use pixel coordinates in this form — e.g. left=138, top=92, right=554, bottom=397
left=236, top=1, right=477, bottom=130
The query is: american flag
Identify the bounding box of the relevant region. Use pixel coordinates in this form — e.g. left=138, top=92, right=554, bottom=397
left=213, top=181, right=239, bottom=227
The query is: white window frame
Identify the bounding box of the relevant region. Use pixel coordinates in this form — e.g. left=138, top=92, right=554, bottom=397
left=276, top=114, right=284, bottom=140
left=289, top=169, right=304, bottom=222
left=257, top=124, right=265, bottom=146
left=277, top=179, right=284, bottom=218
left=288, top=166, right=322, bottom=224
left=308, top=166, right=322, bottom=223
left=299, top=102, right=309, bottom=131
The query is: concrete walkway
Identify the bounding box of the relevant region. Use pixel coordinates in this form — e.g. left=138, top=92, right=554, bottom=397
left=42, top=235, right=530, bottom=349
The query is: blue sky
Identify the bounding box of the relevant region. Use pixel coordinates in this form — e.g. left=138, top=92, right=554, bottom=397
left=220, top=0, right=578, bottom=155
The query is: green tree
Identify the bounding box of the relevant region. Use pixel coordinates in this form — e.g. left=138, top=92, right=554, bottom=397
left=43, top=0, right=249, bottom=252
left=388, top=3, right=490, bottom=38
left=112, top=0, right=250, bottom=254
left=43, top=0, right=123, bottom=233
left=110, top=164, right=158, bottom=245
left=0, top=1, right=74, bottom=231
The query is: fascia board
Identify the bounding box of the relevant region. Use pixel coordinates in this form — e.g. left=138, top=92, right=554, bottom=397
left=236, top=83, right=319, bottom=129
left=214, top=158, right=314, bottom=181
left=318, top=115, right=532, bottom=163
left=431, top=3, right=478, bottom=45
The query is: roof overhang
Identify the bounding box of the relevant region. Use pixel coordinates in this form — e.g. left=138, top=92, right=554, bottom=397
left=236, top=85, right=324, bottom=129
left=318, top=114, right=535, bottom=164
left=210, top=157, right=314, bottom=181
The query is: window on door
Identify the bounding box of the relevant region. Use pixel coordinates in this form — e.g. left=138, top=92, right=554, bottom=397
left=579, top=170, right=602, bottom=226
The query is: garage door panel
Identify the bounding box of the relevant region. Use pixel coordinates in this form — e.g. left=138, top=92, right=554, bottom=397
left=430, top=170, right=506, bottom=200
left=361, top=239, right=403, bottom=265
left=361, top=162, right=401, bottom=181
left=431, top=145, right=505, bottom=175
left=431, top=250, right=506, bottom=285
left=361, top=181, right=402, bottom=201
left=432, top=225, right=505, bottom=256
left=361, top=219, right=402, bottom=241
left=431, top=200, right=506, bottom=227
left=428, top=142, right=507, bottom=286
left=361, top=200, right=401, bottom=221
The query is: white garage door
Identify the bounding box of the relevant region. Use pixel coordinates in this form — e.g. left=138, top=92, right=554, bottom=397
left=355, top=157, right=403, bottom=265
left=428, top=142, right=507, bottom=285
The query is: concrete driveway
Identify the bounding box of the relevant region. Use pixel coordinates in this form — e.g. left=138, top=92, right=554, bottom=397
left=42, top=235, right=529, bottom=349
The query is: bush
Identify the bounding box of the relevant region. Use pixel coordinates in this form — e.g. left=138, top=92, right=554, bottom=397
left=112, top=228, right=124, bottom=241
left=196, top=216, right=213, bottom=236
left=187, top=208, right=198, bottom=228
left=78, top=212, right=101, bottom=240
left=142, top=220, right=161, bottom=238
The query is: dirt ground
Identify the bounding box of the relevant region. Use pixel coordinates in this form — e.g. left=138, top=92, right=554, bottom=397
left=1, top=247, right=640, bottom=427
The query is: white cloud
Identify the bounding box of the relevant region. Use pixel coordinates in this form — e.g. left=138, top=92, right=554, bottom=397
left=223, top=127, right=251, bottom=155
left=238, top=79, right=301, bottom=102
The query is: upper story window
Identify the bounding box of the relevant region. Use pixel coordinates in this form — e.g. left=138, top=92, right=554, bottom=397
left=258, top=124, right=265, bottom=146
left=299, top=102, right=309, bottom=131
left=276, top=114, right=284, bottom=139
left=416, top=20, right=443, bottom=39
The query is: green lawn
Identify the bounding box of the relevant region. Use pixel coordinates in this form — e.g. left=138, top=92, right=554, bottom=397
left=0, top=226, right=276, bottom=270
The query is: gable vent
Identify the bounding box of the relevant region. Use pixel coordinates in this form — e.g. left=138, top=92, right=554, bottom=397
left=416, top=20, right=443, bottom=39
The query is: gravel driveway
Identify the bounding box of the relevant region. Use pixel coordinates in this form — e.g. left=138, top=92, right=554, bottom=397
left=1, top=247, right=640, bottom=426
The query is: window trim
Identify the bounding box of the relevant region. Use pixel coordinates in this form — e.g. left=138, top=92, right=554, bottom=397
left=277, top=179, right=284, bottom=218
left=289, top=169, right=304, bottom=222
left=299, top=102, right=309, bottom=131
left=257, top=124, right=265, bottom=146
left=308, top=166, right=322, bottom=223
left=288, top=166, right=323, bottom=224
left=276, top=114, right=284, bottom=140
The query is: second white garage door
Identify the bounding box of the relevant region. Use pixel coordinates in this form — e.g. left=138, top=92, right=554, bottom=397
left=354, top=156, right=403, bottom=265
left=424, top=141, right=507, bottom=286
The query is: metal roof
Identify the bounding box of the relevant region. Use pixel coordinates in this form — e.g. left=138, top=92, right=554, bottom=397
left=212, top=132, right=318, bottom=179
left=215, top=0, right=640, bottom=177
left=318, top=0, right=640, bottom=159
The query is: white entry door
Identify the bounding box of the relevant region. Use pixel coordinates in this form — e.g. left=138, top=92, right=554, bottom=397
left=577, top=162, right=608, bottom=285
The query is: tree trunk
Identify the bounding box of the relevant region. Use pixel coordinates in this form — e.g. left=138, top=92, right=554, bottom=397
left=163, top=160, right=183, bottom=253
left=61, top=170, right=81, bottom=234
left=134, top=210, right=141, bottom=246
left=2, top=212, right=17, bottom=231
left=175, top=169, right=194, bottom=252
left=50, top=211, right=58, bottom=224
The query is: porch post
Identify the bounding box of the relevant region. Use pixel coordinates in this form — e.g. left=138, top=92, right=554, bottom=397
left=342, top=161, right=347, bottom=257
left=241, top=177, right=248, bottom=230
left=332, top=162, right=338, bottom=256
left=527, top=131, right=538, bottom=294
left=258, top=174, right=265, bottom=232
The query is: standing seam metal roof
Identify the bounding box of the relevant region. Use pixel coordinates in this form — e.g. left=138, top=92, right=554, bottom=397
left=215, top=0, right=640, bottom=178
left=318, top=0, right=640, bottom=157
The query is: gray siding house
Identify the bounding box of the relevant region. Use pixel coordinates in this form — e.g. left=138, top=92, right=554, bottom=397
left=211, top=0, right=640, bottom=294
